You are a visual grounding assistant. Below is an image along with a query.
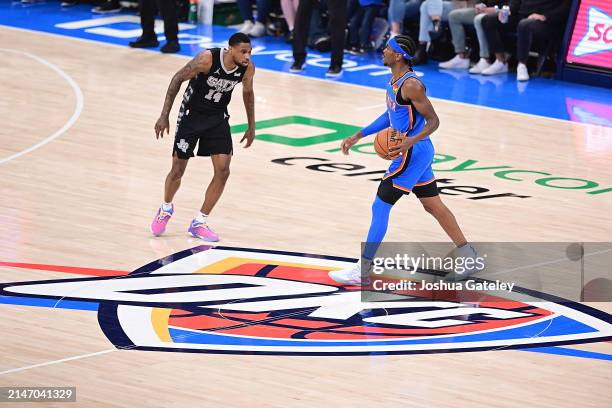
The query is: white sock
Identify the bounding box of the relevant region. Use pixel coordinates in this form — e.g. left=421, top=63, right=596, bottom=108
left=195, top=212, right=208, bottom=224
left=161, top=202, right=173, bottom=211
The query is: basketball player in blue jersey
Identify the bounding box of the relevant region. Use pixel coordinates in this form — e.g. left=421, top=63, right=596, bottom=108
left=329, top=35, right=481, bottom=285
left=150, top=33, right=255, bottom=242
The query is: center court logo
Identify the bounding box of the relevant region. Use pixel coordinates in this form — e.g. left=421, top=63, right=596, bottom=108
left=1, top=246, right=611, bottom=355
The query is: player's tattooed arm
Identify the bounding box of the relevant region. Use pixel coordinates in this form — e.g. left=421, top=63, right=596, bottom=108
left=240, top=62, right=256, bottom=148
left=155, top=52, right=212, bottom=139
left=160, top=51, right=211, bottom=117
left=389, top=78, right=439, bottom=158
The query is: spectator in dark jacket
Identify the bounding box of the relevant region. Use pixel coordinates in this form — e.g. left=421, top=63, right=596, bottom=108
left=480, top=0, right=571, bottom=80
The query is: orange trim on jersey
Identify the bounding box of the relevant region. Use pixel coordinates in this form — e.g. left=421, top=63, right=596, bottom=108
left=382, top=149, right=410, bottom=180
left=408, top=105, right=414, bottom=131
left=414, top=178, right=436, bottom=187
left=392, top=183, right=412, bottom=193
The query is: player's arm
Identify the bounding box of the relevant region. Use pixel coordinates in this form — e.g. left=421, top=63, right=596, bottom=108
left=240, top=62, right=256, bottom=148
left=155, top=51, right=212, bottom=139
left=389, top=79, right=439, bottom=158
left=341, top=111, right=390, bottom=155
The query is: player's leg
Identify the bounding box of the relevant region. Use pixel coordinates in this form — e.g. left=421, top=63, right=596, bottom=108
left=414, top=176, right=483, bottom=276
left=201, top=153, right=232, bottom=215
left=329, top=142, right=423, bottom=286
left=415, top=181, right=466, bottom=246
left=164, top=153, right=189, bottom=203
left=329, top=179, right=404, bottom=286
left=187, top=153, right=231, bottom=242
left=151, top=154, right=190, bottom=236
left=185, top=112, right=233, bottom=241
left=151, top=118, right=195, bottom=236
left=328, top=148, right=411, bottom=287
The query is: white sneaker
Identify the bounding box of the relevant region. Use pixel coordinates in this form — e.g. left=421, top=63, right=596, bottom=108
left=329, top=260, right=370, bottom=286
left=481, top=60, right=508, bottom=76
left=238, top=20, right=254, bottom=34
left=453, top=243, right=486, bottom=278
left=248, top=21, right=266, bottom=38
left=468, top=58, right=491, bottom=74
left=439, top=55, right=470, bottom=70
left=516, top=63, right=530, bottom=81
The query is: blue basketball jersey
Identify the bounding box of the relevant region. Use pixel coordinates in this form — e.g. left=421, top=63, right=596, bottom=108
left=385, top=72, right=427, bottom=138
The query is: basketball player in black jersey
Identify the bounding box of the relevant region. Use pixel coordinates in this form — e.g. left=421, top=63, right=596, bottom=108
left=150, top=33, right=255, bottom=241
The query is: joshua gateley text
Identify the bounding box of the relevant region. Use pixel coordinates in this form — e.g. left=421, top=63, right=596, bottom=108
left=372, top=279, right=515, bottom=293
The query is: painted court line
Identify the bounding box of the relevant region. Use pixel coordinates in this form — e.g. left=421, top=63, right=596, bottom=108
left=0, top=262, right=128, bottom=277
left=0, top=349, right=117, bottom=376
left=0, top=48, right=84, bottom=165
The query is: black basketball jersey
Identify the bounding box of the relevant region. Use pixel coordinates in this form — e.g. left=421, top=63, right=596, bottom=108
left=182, top=48, right=247, bottom=114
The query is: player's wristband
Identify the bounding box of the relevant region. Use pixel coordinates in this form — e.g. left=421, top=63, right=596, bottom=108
left=361, top=112, right=390, bottom=137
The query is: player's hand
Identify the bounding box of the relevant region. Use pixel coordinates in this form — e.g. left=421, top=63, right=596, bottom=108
left=240, top=127, right=255, bottom=148
left=341, top=132, right=362, bottom=155
left=388, top=134, right=414, bottom=160
left=155, top=115, right=170, bottom=139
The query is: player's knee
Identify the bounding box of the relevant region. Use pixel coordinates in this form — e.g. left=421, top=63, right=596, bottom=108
left=422, top=200, right=448, bottom=217
left=422, top=202, right=437, bottom=214
left=215, top=166, right=230, bottom=181
left=169, top=166, right=186, bottom=181
left=377, top=179, right=404, bottom=205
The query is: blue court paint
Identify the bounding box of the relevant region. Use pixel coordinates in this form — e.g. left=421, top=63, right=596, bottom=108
left=1, top=2, right=611, bottom=126
left=1, top=294, right=609, bottom=359
left=523, top=346, right=612, bottom=361
left=167, top=315, right=597, bottom=347
left=0, top=295, right=98, bottom=311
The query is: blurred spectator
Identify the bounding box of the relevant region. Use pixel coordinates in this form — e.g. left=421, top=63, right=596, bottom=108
left=290, top=0, right=347, bottom=77
left=281, top=0, right=300, bottom=42
left=438, top=1, right=506, bottom=73
left=347, top=0, right=385, bottom=54
left=388, top=0, right=424, bottom=38
left=414, top=1, right=476, bottom=64
left=92, top=0, right=121, bottom=13
left=308, top=1, right=332, bottom=50
left=480, top=0, right=571, bottom=80
left=129, top=0, right=180, bottom=53
left=237, top=0, right=272, bottom=37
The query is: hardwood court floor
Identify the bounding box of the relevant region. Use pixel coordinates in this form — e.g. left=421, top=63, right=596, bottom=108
left=0, top=26, right=611, bottom=407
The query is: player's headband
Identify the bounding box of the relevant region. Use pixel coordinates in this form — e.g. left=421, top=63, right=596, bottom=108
left=387, top=37, right=413, bottom=61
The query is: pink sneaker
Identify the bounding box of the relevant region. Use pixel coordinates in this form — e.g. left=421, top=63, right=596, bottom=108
left=150, top=205, right=173, bottom=236
left=188, top=219, right=219, bottom=242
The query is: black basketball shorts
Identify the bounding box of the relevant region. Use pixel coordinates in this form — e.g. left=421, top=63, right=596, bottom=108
left=173, top=110, right=233, bottom=159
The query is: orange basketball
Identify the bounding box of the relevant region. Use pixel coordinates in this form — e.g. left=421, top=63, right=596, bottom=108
left=374, top=128, right=404, bottom=160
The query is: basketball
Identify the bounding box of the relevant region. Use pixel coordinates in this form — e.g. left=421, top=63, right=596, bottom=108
left=374, top=128, right=404, bottom=160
